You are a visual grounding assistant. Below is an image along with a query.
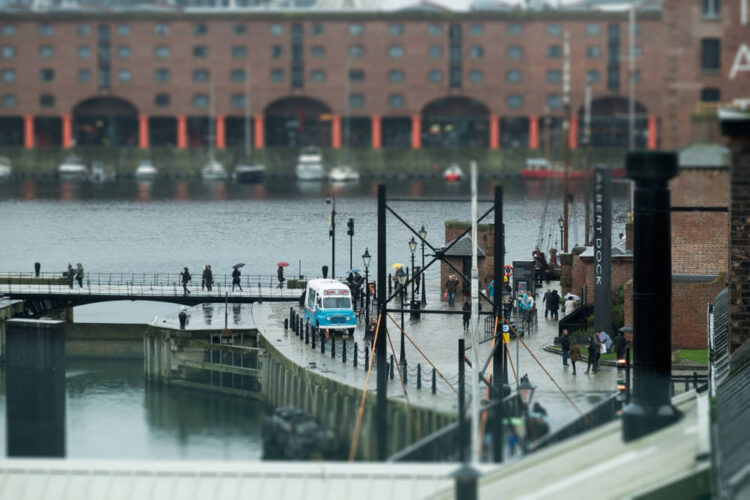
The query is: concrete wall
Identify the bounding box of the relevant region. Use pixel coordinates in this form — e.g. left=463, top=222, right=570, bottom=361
left=65, top=322, right=145, bottom=359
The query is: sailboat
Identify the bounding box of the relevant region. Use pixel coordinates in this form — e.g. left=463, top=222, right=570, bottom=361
left=328, top=54, right=360, bottom=183
left=234, top=66, right=265, bottom=184
left=201, top=79, right=229, bottom=181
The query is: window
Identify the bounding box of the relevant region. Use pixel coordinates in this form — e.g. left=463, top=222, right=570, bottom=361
left=701, top=38, right=720, bottom=71
left=270, top=24, right=283, bottom=36
left=323, top=297, right=351, bottom=309
left=312, top=23, right=324, bottom=35
left=193, top=94, right=208, bottom=108
left=631, top=46, right=642, bottom=59
left=39, top=24, right=53, bottom=36
left=547, top=24, right=562, bottom=36
left=311, top=45, right=325, bottom=58
left=547, top=45, right=562, bottom=58
left=450, top=67, right=462, bottom=88
left=154, top=24, right=169, bottom=35
left=2, top=93, right=16, bottom=108
left=388, top=69, right=404, bottom=82
left=701, top=0, right=721, bottom=19
left=429, top=46, right=442, bottom=58
left=450, top=46, right=461, bottom=62
left=469, top=24, right=483, bottom=36
left=74, top=46, right=90, bottom=59
left=507, top=45, right=523, bottom=59
left=546, top=69, right=562, bottom=83
left=193, top=45, right=208, bottom=58
left=231, top=94, right=246, bottom=108
left=291, top=68, right=303, bottom=88
left=193, top=69, right=209, bottom=82
left=388, top=94, right=404, bottom=109
left=78, top=69, right=91, bottom=83
left=388, top=24, right=404, bottom=36
left=1, top=69, right=15, bottom=82
left=469, top=46, right=483, bottom=59
left=349, top=94, right=364, bottom=108
left=270, top=68, right=284, bottom=82
left=155, top=93, right=170, bottom=107
left=99, top=68, right=110, bottom=89
left=155, top=45, right=169, bottom=59
left=2, top=46, right=15, bottom=58
left=349, top=24, right=363, bottom=36
left=586, top=70, right=600, bottom=83
left=2, top=25, right=15, bottom=36
left=77, top=25, right=90, bottom=36
left=586, top=45, right=600, bottom=58
left=633, top=69, right=641, bottom=83
left=507, top=23, right=523, bottom=35
left=193, top=24, right=207, bottom=36
left=311, top=69, right=325, bottom=82
left=469, top=69, right=483, bottom=83
left=547, top=94, right=561, bottom=108
left=118, top=45, right=131, bottom=59
left=39, top=69, right=54, bottom=82
left=117, top=24, right=130, bottom=36
left=118, top=69, right=131, bottom=83
left=428, top=24, right=442, bottom=36
left=292, top=23, right=303, bottom=40
left=506, top=94, right=523, bottom=109
left=98, top=46, right=110, bottom=62
left=233, top=24, right=246, bottom=35
left=271, top=45, right=283, bottom=58
left=40, top=94, right=55, bottom=107
left=231, top=45, right=247, bottom=59
left=506, top=70, right=522, bottom=83
left=349, top=69, right=364, bottom=82
left=39, top=45, right=54, bottom=59
left=586, top=23, right=600, bottom=36
left=349, top=45, right=364, bottom=58
left=231, top=69, right=246, bottom=82
left=154, top=68, right=170, bottom=82
left=428, top=69, right=442, bottom=82
left=700, top=87, right=721, bottom=101
left=388, top=45, right=404, bottom=58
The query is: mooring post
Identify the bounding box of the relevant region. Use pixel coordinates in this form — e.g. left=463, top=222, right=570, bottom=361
left=321, top=332, right=326, bottom=354
left=492, top=184, right=506, bottom=464
left=284, top=319, right=288, bottom=331
left=342, top=340, right=347, bottom=364
left=365, top=345, right=369, bottom=369
left=376, top=183, right=388, bottom=461
left=622, top=151, right=681, bottom=442
left=389, top=354, right=394, bottom=380
left=417, top=363, right=422, bottom=389
left=305, top=325, right=309, bottom=345
left=312, top=330, right=316, bottom=349
left=402, top=359, right=407, bottom=384
left=432, top=368, right=436, bottom=394
left=353, top=342, right=358, bottom=368
left=331, top=335, right=336, bottom=359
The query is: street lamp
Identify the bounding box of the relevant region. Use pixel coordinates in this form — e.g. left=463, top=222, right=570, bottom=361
left=326, top=195, right=336, bottom=279
left=408, top=236, right=417, bottom=305
left=362, top=248, right=371, bottom=326
left=396, top=267, right=407, bottom=362
left=557, top=216, right=564, bottom=250
left=419, top=225, right=427, bottom=306
left=518, top=374, right=536, bottom=408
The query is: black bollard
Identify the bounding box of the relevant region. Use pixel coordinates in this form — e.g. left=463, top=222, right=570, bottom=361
left=305, top=324, right=309, bottom=344
left=417, top=363, right=422, bottom=389
left=331, top=335, right=336, bottom=359
left=290, top=308, right=294, bottom=324
left=622, top=151, right=682, bottom=442
left=322, top=265, right=329, bottom=279
left=321, top=333, right=326, bottom=354
left=388, top=273, right=392, bottom=295
left=34, top=262, right=40, bottom=277
left=342, top=340, right=347, bottom=364
left=389, top=355, right=394, bottom=380
left=299, top=318, right=303, bottom=339
left=402, top=359, right=407, bottom=384
left=365, top=346, right=369, bottom=368
left=284, top=319, right=288, bottom=331
left=178, top=310, right=187, bottom=330
left=312, top=330, right=316, bottom=349
left=354, top=342, right=358, bottom=368
left=432, top=368, right=436, bottom=394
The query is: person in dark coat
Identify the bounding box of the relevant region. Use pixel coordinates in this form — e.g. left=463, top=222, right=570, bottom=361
left=542, top=289, right=552, bottom=319
left=560, top=329, right=570, bottom=367
left=206, top=265, right=213, bottom=291
left=201, top=265, right=209, bottom=291
left=66, top=263, right=75, bottom=289
left=462, top=301, right=471, bottom=330
left=180, top=267, right=191, bottom=296
left=549, top=290, right=561, bottom=320
left=232, top=266, right=243, bottom=291
left=569, top=339, right=581, bottom=375
left=277, top=265, right=285, bottom=289
left=615, top=330, right=628, bottom=361
left=75, top=263, right=84, bottom=288
left=586, top=334, right=602, bottom=374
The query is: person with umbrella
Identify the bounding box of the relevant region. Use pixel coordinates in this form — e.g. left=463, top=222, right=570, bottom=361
left=232, top=264, right=243, bottom=292
left=277, top=262, right=288, bottom=289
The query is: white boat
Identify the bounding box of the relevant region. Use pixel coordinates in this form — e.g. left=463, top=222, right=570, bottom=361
left=0, top=157, right=11, bottom=180
left=201, top=160, right=228, bottom=181
left=443, top=164, right=464, bottom=182
left=295, top=147, right=326, bottom=181
left=134, top=160, right=159, bottom=180
left=234, top=162, right=265, bottom=183
left=58, top=156, right=89, bottom=181
left=328, top=165, right=360, bottom=183
left=90, top=161, right=116, bottom=183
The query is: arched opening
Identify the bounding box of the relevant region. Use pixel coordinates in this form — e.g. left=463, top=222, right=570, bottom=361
left=421, top=97, right=489, bottom=147
left=264, top=97, right=332, bottom=147
left=578, top=96, right=648, bottom=148
left=73, top=96, right=138, bottom=147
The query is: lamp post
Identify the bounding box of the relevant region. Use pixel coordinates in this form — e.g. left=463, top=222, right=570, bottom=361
left=557, top=216, right=564, bottom=250
left=419, top=225, right=427, bottom=306
left=326, top=195, right=336, bottom=279
left=396, top=267, right=407, bottom=362
left=362, top=248, right=371, bottom=326
left=409, top=236, right=417, bottom=305
left=518, top=374, right=536, bottom=442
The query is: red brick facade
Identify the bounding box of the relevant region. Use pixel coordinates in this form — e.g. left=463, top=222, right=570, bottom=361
left=728, top=137, right=750, bottom=353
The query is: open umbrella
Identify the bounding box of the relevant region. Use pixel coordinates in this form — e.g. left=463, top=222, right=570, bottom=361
left=276, top=261, right=290, bottom=267
left=233, top=263, right=245, bottom=268
left=346, top=269, right=361, bottom=275
left=391, top=263, right=404, bottom=269
left=448, top=274, right=458, bottom=281
left=564, top=293, right=581, bottom=301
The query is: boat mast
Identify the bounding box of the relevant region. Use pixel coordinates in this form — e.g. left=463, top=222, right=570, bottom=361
left=209, top=77, right=215, bottom=164
left=245, top=64, right=251, bottom=161
left=344, top=53, right=351, bottom=167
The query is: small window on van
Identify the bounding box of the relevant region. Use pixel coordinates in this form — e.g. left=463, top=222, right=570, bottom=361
left=307, top=290, right=316, bottom=309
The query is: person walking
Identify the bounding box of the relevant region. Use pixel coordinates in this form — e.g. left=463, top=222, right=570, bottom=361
left=206, top=265, right=213, bottom=291
left=549, top=290, right=561, bottom=320
left=462, top=301, right=471, bottom=331
left=277, top=265, right=285, bottom=289
left=569, top=339, right=581, bottom=375
left=180, top=267, right=191, bottom=296
left=201, top=265, right=209, bottom=291
left=586, top=334, right=602, bottom=374
left=593, top=331, right=603, bottom=372
left=445, top=276, right=458, bottom=306
left=560, top=329, right=570, bottom=367
left=488, top=280, right=495, bottom=301
left=504, top=295, right=514, bottom=319
left=66, top=263, right=75, bottom=289
left=232, top=266, right=243, bottom=292
left=542, top=289, right=552, bottom=319
left=615, top=329, right=628, bottom=362
left=75, top=263, right=84, bottom=288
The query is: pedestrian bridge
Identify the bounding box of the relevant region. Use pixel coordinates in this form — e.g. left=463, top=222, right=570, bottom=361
left=0, top=272, right=305, bottom=317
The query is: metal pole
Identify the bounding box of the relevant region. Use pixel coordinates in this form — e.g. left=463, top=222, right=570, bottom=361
left=411, top=251, right=415, bottom=304
left=469, top=161, right=481, bottom=464
left=365, top=267, right=370, bottom=326
left=458, top=337, right=466, bottom=463
left=400, top=286, right=406, bottom=362
left=492, top=184, right=505, bottom=463
left=331, top=196, right=336, bottom=280
left=562, top=30, right=571, bottom=253
left=421, top=238, right=426, bottom=305
left=628, top=4, right=636, bottom=151
left=376, top=184, right=388, bottom=460
left=584, top=84, right=592, bottom=246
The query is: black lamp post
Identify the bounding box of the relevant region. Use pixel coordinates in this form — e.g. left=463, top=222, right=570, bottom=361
left=557, top=216, right=564, bottom=250
left=362, top=248, right=371, bottom=326
left=326, top=195, right=336, bottom=279
left=419, top=225, right=427, bottom=306
left=396, top=267, right=407, bottom=362
left=409, top=236, right=417, bottom=304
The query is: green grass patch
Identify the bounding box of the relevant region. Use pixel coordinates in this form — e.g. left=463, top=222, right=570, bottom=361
left=679, top=349, right=708, bottom=365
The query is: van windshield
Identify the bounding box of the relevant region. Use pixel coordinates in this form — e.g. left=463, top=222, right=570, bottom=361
left=322, top=297, right=352, bottom=309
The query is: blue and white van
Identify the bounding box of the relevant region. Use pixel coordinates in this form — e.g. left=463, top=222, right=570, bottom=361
left=303, top=279, right=357, bottom=335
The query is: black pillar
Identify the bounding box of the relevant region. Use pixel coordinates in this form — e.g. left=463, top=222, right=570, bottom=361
left=622, top=151, right=681, bottom=442
left=458, top=337, right=466, bottom=463
left=376, top=184, right=388, bottom=460
left=492, top=184, right=506, bottom=463
left=5, top=318, right=66, bottom=457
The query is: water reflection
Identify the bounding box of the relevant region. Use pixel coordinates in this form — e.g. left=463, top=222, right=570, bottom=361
left=22, top=179, right=36, bottom=200
left=202, top=303, right=213, bottom=325
left=175, top=181, right=190, bottom=200
left=233, top=303, right=242, bottom=325
left=137, top=181, right=152, bottom=202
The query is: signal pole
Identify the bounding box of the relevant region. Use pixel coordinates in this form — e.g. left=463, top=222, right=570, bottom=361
left=562, top=31, right=571, bottom=253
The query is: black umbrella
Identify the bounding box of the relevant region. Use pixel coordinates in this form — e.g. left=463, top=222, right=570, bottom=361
left=233, top=263, right=245, bottom=268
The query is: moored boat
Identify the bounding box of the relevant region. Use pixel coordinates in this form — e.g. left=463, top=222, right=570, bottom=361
left=201, top=160, right=228, bottom=181
left=443, top=164, right=464, bottom=182
left=58, top=156, right=89, bottom=181
left=328, top=165, right=360, bottom=183
left=0, top=157, right=11, bottom=180
left=134, top=160, right=159, bottom=180
left=295, top=147, right=326, bottom=181
left=90, top=161, right=116, bottom=183
left=234, top=162, right=265, bottom=183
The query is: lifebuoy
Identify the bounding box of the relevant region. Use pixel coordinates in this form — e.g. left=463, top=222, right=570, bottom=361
left=504, top=265, right=514, bottom=276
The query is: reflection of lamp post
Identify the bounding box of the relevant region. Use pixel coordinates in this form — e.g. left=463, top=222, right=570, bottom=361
left=557, top=216, right=564, bottom=250
left=396, top=268, right=407, bottom=362
left=518, top=374, right=536, bottom=442
left=419, top=225, right=427, bottom=306
left=409, top=236, right=417, bottom=304
left=362, top=248, right=371, bottom=326
left=326, top=195, right=336, bottom=279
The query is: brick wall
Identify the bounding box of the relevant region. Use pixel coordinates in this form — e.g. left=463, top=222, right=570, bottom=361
left=671, top=212, right=729, bottom=274
left=440, top=223, right=494, bottom=302
left=571, top=255, right=633, bottom=305
left=670, top=169, right=730, bottom=207
left=728, top=138, right=750, bottom=354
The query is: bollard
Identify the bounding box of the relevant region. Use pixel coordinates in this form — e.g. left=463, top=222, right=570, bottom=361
left=321, top=333, right=325, bottom=354
left=305, top=325, right=309, bottom=345
left=417, top=363, right=422, bottom=389
left=389, top=355, right=394, bottom=380
left=354, top=343, right=358, bottom=368
left=34, top=262, right=40, bottom=277
left=290, top=307, right=294, bottom=324
left=342, top=340, right=347, bottom=364
left=284, top=319, right=288, bottom=331
left=331, top=335, right=336, bottom=359
left=432, top=368, right=436, bottom=394
left=388, top=273, right=392, bottom=295
left=312, top=330, right=316, bottom=349
left=298, top=318, right=303, bottom=338
left=402, top=359, right=407, bottom=384
left=365, top=346, right=369, bottom=368
left=178, top=310, right=187, bottom=330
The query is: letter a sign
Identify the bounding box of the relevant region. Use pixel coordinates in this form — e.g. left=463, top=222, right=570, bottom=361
left=730, top=44, right=750, bottom=80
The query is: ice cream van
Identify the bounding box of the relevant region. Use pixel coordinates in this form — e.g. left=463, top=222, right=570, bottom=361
left=303, top=279, right=357, bottom=335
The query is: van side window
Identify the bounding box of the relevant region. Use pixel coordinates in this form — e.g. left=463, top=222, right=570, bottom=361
left=307, top=290, right=316, bottom=309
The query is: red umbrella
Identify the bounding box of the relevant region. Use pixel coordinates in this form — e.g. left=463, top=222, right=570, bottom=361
left=277, top=261, right=290, bottom=267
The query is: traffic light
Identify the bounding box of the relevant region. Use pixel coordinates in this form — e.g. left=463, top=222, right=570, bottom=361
left=347, top=218, right=354, bottom=236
